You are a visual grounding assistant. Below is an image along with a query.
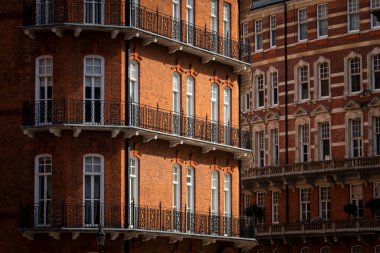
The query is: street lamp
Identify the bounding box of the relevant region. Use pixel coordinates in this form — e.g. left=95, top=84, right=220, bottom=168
left=96, top=224, right=106, bottom=253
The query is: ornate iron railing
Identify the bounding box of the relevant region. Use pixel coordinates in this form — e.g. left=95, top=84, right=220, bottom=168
left=243, top=156, right=380, bottom=179
left=22, top=100, right=252, bottom=149
left=19, top=202, right=255, bottom=238
left=255, top=219, right=380, bottom=237
left=22, top=0, right=251, bottom=63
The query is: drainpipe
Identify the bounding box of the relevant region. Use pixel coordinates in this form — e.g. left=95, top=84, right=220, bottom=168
left=125, top=1, right=131, bottom=253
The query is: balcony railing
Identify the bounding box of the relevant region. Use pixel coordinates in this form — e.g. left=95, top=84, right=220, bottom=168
left=19, top=202, right=255, bottom=239
left=255, top=219, right=380, bottom=237
left=243, top=156, right=380, bottom=179
left=22, top=0, right=251, bottom=64
left=22, top=100, right=252, bottom=149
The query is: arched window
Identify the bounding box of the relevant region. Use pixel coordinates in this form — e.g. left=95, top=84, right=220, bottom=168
left=223, top=173, right=232, bottom=235
left=300, top=247, right=310, bottom=253
left=211, top=170, right=219, bottom=214
left=186, top=77, right=195, bottom=137
left=318, top=62, right=330, bottom=98
left=223, top=87, right=231, bottom=144
left=84, top=55, right=104, bottom=124
left=172, top=72, right=181, bottom=135
left=35, top=154, right=52, bottom=226
left=186, top=167, right=194, bottom=212
left=351, top=245, right=363, bottom=253
left=129, top=60, right=139, bottom=104
left=211, top=83, right=219, bottom=142
left=348, top=57, right=361, bottom=93
left=375, top=245, right=380, bottom=253
left=372, top=54, right=380, bottom=90
left=129, top=157, right=139, bottom=205
left=255, top=74, right=264, bottom=108
left=298, top=65, right=309, bottom=100
left=273, top=248, right=278, bottom=253
left=172, top=164, right=181, bottom=210
left=83, top=154, right=104, bottom=226
left=35, top=56, right=53, bottom=124
left=320, top=246, right=331, bottom=253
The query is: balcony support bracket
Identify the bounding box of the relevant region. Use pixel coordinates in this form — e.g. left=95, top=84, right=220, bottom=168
left=52, top=28, right=63, bottom=38
left=169, top=140, right=183, bottom=147
left=110, top=232, right=120, bottom=240
left=143, top=134, right=157, bottom=143
left=234, top=65, right=248, bottom=74
left=202, top=56, right=215, bottom=64
left=49, top=128, right=61, bottom=137
left=22, top=232, right=34, bottom=240
left=125, top=32, right=139, bottom=40
left=73, top=128, right=81, bottom=138
left=72, top=232, right=80, bottom=240
left=23, top=129, right=35, bottom=138
left=141, top=234, right=156, bottom=242
left=143, top=38, right=157, bottom=46
left=74, top=27, right=82, bottom=37
left=202, top=146, right=216, bottom=154
left=125, top=130, right=139, bottom=139
left=111, top=30, right=119, bottom=39
left=202, top=238, right=216, bottom=246
left=234, top=152, right=248, bottom=160
left=24, top=30, right=35, bottom=39
left=168, top=236, right=183, bottom=244
left=124, top=232, right=139, bottom=240
left=49, top=232, right=60, bottom=240
left=169, top=45, right=183, bottom=54
left=111, top=129, right=120, bottom=138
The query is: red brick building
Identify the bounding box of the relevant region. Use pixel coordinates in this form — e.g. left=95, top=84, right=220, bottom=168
left=0, top=0, right=256, bottom=252
left=240, top=0, right=380, bottom=252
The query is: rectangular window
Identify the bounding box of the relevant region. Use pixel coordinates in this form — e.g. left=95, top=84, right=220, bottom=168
left=242, top=22, right=249, bottom=55
left=373, top=182, right=380, bottom=218
left=319, top=122, right=330, bottom=160
left=319, top=62, right=330, bottom=97
left=255, top=19, right=263, bottom=51
left=349, top=57, right=361, bottom=93
left=272, top=191, right=279, bottom=224
left=245, top=193, right=251, bottom=210
left=374, top=117, right=380, bottom=155
left=256, top=75, right=264, bottom=108
left=299, top=66, right=309, bottom=100
left=351, top=119, right=362, bottom=157
left=271, top=72, right=278, bottom=105
left=270, top=15, right=276, bottom=47
left=351, top=184, right=363, bottom=219
left=298, top=8, right=308, bottom=41
left=317, top=4, right=328, bottom=37
left=172, top=166, right=180, bottom=210
left=244, top=92, right=250, bottom=112
left=300, top=188, right=311, bottom=221
left=300, top=124, right=309, bottom=162
left=256, top=192, right=265, bottom=224
left=211, top=172, right=219, bottom=214
left=371, top=0, right=380, bottom=28
left=271, top=128, right=279, bottom=165
left=223, top=2, right=231, bottom=56
left=373, top=54, right=380, bottom=90
left=172, top=0, right=181, bottom=40
left=257, top=131, right=265, bottom=167
left=210, top=0, right=218, bottom=52
left=319, top=187, right=331, bottom=220
left=348, top=0, right=360, bottom=32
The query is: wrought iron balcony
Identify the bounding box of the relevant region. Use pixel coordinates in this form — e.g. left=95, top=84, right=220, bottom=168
left=19, top=202, right=256, bottom=241
left=242, top=156, right=380, bottom=180
left=22, top=0, right=251, bottom=67
left=21, top=100, right=252, bottom=152
left=255, top=219, right=380, bottom=238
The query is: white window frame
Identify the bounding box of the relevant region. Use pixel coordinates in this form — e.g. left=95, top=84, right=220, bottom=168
left=298, top=8, right=308, bottom=42
left=224, top=173, right=231, bottom=216
left=271, top=128, right=279, bottom=165
left=84, top=0, right=105, bottom=25
left=255, top=19, right=263, bottom=51
left=129, top=60, right=139, bottom=104
left=319, top=186, right=331, bottom=220
left=186, top=76, right=194, bottom=116
left=224, top=88, right=231, bottom=125
left=272, top=191, right=279, bottom=224
left=223, top=2, right=231, bottom=37
left=348, top=57, right=361, bottom=93
left=173, top=164, right=181, bottom=210
left=301, top=247, right=311, bottom=253
left=211, top=0, right=218, bottom=34
left=319, top=122, right=331, bottom=160
left=256, top=192, right=265, bottom=224
left=270, top=71, right=278, bottom=106
left=129, top=157, right=139, bottom=205
left=317, top=4, right=328, bottom=38
left=318, top=62, right=330, bottom=98
left=372, top=54, right=380, bottom=90
left=34, top=154, right=52, bottom=227
left=373, top=182, right=380, bottom=218
left=256, top=74, right=264, bottom=108
left=350, top=184, right=364, bottom=219
left=320, top=246, right=331, bottom=253
left=256, top=130, right=265, bottom=167
left=243, top=92, right=250, bottom=112
left=270, top=15, right=276, bottom=47
left=172, top=72, right=181, bottom=135
left=211, top=84, right=219, bottom=123
left=211, top=171, right=219, bottom=214
left=374, top=117, right=380, bottom=156
left=351, top=245, right=363, bottom=253
left=186, top=0, right=194, bottom=44
left=35, top=55, right=53, bottom=125
left=83, top=55, right=105, bottom=124
left=186, top=167, right=194, bottom=212
left=245, top=193, right=251, bottom=210
left=371, top=0, right=380, bottom=28
left=300, top=188, right=310, bottom=221
left=348, top=0, right=360, bottom=32
left=350, top=118, right=363, bottom=158
left=242, top=22, right=249, bottom=55
left=83, top=154, right=104, bottom=226
left=298, top=66, right=309, bottom=101
left=299, top=124, right=310, bottom=162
